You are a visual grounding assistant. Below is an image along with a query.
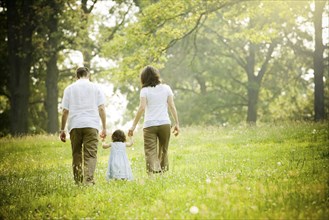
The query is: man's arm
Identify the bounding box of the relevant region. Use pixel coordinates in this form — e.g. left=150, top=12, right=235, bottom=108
left=60, top=109, right=69, bottom=142
left=98, top=104, right=107, bottom=139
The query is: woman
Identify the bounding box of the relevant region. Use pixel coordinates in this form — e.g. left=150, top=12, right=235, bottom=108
left=128, top=65, right=180, bottom=175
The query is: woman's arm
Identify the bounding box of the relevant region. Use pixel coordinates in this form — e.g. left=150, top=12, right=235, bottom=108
left=168, top=95, right=180, bottom=136
left=128, top=97, right=146, bottom=136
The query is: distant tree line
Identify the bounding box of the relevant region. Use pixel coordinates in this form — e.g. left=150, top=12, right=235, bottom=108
left=0, top=0, right=328, bottom=135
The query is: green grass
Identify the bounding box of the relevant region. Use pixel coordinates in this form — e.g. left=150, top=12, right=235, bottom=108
left=0, top=122, right=328, bottom=219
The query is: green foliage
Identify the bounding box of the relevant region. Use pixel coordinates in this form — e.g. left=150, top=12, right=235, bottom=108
left=161, top=39, right=247, bottom=125
left=160, top=1, right=297, bottom=125
left=101, top=0, right=329, bottom=125
left=1, top=0, right=328, bottom=133
left=0, top=122, right=328, bottom=219
left=101, top=0, right=237, bottom=79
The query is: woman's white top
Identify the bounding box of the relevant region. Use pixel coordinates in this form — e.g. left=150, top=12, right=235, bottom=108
left=140, top=84, right=174, bottom=128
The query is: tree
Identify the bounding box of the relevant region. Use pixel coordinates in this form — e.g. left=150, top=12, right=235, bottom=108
left=43, top=0, right=99, bottom=133
left=44, top=0, right=66, bottom=133
left=162, top=2, right=286, bottom=125
left=208, top=4, right=280, bottom=124
left=103, top=0, right=286, bottom=124
left=0, top=0, right=10, bottom=135
left=100, top=0, right=245, bottom=124
left=101, top=0, right=242, bottom=77
left=6, top=0, right=35, bottom=134
left=313, top=1, right=327, bottom=121
left=104, top=0, right=328, bottom=125
left=77, top=0, right=97, bottom=68
left=160, top=34, right=248, bottom=125
left=284, top=1, right=328, bottom=121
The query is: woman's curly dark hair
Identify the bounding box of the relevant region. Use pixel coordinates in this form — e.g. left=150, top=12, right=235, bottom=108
left=111, top=129, right=126, bottom=142
left=140, top=66, right=161, bottom=88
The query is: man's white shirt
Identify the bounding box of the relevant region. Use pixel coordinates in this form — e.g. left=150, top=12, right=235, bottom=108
left=61, top=79, right=105, bottom=132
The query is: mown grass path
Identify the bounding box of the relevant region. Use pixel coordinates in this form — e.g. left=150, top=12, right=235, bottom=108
left=0, top=122, right=328, bottom=219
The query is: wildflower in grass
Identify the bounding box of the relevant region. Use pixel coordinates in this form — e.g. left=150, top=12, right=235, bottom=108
left=206, top=178, right=211, bottom=184
left=277, top=162, right=282, bottom=166
left=189, top=206, right=199, bottom=214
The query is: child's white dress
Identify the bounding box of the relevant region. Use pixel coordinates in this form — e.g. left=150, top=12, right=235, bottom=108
left=106, top=142, right=133, bottom=181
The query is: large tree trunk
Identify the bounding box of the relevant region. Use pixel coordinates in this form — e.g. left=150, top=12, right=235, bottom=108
left=82, top=49, right=92, bottom=69
left=246, top=43, right=258, bottom=124
left=247, top=78, right=260, bottom=124
left=313, top=1, right=326, bottom=121
left=45, top=0, right=60, bottom=134
left=245, top=42, right=276, bottom=124
left=7, top=0, right=34, bottom=135
left=46, top=55, right=59, bottom=134
left=80, top=0, right=97, bottom=69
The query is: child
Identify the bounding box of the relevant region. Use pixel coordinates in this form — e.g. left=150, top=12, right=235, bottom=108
left=102, top=129, right=134, bottom=181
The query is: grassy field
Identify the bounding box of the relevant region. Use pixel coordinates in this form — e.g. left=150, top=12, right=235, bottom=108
left=0, top=122, right=328, bottom=219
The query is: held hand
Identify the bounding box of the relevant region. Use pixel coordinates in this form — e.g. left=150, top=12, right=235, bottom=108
left=101, top=141, right=108, bottom=149
left=100, top=129, right=107, bottom=141
left=128, top=128, right=134, bottom=137
left=60, top=131, right=66, bottom=142
left=172, top=125, right=180, bottom=136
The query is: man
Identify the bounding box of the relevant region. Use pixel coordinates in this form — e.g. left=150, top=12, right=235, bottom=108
left=59, top=67, right=107, bottom=185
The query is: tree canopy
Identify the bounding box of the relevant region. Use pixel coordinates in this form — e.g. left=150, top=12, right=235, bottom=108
left=0, top=0, right=328, bottom=135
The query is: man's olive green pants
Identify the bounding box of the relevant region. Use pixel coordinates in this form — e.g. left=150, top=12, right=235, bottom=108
left=70, top=128, right=98, bottom=184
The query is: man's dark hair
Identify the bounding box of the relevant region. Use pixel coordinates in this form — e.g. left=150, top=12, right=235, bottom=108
left=140, top=66, right=161, bottom=88
left=76, top=67, right=89, bottom=79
